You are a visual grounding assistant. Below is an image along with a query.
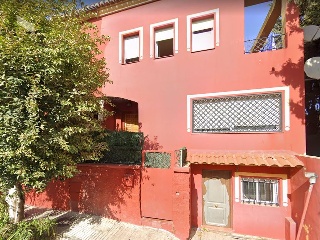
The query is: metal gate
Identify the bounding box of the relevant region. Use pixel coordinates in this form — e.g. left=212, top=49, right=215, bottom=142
left=141, top=150, right=175, bottom=220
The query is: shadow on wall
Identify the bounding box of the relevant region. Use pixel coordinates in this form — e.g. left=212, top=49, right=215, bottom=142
left=26, top=180, right=70, bottom=211
left=143, top=135, right=163, bottom=150
left=26, top=165, right=143, bottom=224
left=269, top=3, right=305, bottom=123
left=139, top=122, right=164, bottom=151
left=269, top=3, right=320, bottom=157
left=74, top=165, right=142, bottom=223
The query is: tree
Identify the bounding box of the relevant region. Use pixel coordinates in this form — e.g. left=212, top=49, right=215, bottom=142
left=293, top=0, right=320, bottom=26
left=289, top=0, right=320, bottom=153
left=0, top=0, right=110, bottom=222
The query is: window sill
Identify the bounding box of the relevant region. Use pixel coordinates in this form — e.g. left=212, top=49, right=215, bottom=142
left=240, top=202, right=280, bottom=207
left=154, top=54, right=174, bottom=59
left=191, top=47, right=214, bottom=53
left=121, top=60, right=140, bottom=65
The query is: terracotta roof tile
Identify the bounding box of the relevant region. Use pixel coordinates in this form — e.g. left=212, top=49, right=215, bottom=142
left=187, top=150, right=304, bottom=167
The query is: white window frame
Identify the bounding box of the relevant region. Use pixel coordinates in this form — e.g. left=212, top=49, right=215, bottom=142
left=154, top=26, right=174, bottom=58
left=186, top=87, right=290, bottom=133
left=187, top=9, right=220, bottom=52
left=150, top=18, right=178, bottom=58
left=192, top=92, right=282, bottom=133
left=241, top=177, right=279, bottom=205
left=234, top=172, right=288, bottom=207
left=191, top=18, right=214, bottom=52
left=119, top=27, right=143, bottom=64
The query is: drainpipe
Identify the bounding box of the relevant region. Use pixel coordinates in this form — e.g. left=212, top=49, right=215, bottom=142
left=296, top=172, right=318, bottom=240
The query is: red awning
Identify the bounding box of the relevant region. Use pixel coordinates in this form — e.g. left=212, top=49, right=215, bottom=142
left=187, top=150, right=304, bottom=167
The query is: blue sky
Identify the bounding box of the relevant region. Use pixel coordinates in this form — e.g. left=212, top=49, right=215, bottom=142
left=244, top=2, right=271, bottom=40
left=82, top=0, right=270, bottom=41
left=82, top=0, right=100, bottom=6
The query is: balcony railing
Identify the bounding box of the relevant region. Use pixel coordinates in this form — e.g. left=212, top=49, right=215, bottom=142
left=244, top=33, right=286, bottom=54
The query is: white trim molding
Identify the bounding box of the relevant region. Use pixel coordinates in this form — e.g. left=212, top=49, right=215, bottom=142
left=186, top=86, right=290, bottom=133
left=150, top=18, right=178, bottom=58
left=119, top=27, right=143, bottom=64
left=235, top=172, right=288, bottom=207
left=187, top=8, right=220, bottom=51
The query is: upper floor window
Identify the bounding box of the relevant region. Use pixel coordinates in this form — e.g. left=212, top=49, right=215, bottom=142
left=191, top=18, right=214, bottom=52
left=119, top=27, right=143, bottom=64
left=192, top=92, right=282, bottom=133
left=150, top=18, right=178, bottom=58
left=155, top=26, right=174, bottom=58
left=124, top=35, right=139, bottom=63
left=187, top=9, right=220, bottom=52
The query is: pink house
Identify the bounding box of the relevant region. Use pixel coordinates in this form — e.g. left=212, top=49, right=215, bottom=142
left=26, top=1, right=320, bottom=239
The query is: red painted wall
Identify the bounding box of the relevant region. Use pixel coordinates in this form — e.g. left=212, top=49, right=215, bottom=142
left=93, top=0, right=305, bottom=154
left=291, top=156, right=320, bottom=240
left=191, top=164, right=292, bottom=239
left=26, top=164, right=141, bottom=224
left=172, top=167, right=191, bottom=239
left=26, top=163, right=191, bottom=239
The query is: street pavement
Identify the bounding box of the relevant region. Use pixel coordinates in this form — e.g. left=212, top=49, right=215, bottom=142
left=25, top=206, right=275, bottom=240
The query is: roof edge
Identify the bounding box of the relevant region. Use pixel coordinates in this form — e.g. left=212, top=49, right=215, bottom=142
left=86, top=0, right=160, bottom=19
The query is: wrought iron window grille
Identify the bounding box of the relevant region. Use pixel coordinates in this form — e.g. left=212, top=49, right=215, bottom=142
left=241, top=178, right=279, bottom=206
left=145, top=152, right=171, bottom=168
left=244, top=33, right=286, bottom=54
left=192, top=93, right=282, bottom=133
left=174, top=147, right=187, bottom=167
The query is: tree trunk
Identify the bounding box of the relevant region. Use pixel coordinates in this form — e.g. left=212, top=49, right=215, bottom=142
left=15, top=183, right=25, bottom=222
left=5, top=183, right=25, bottom=223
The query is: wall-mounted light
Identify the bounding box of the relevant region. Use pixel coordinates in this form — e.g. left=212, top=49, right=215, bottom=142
left=305, top=172, right=318, bottom=185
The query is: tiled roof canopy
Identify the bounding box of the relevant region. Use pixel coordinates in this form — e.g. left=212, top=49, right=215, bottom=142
left=187, top=150, right=304, bottom=167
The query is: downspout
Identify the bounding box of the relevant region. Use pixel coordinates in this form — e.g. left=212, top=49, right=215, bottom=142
left=296, top=172, right=318, bottom=240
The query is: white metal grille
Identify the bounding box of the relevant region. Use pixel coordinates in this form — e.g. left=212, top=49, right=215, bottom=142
left=241, top=178, right=279, bottom=206
left=192, top=93, right=282, bottom=133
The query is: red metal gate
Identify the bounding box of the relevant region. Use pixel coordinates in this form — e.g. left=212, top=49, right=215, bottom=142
left=141, top=150, right=175, bottom=220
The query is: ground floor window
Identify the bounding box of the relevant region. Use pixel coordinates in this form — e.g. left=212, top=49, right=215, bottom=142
left=241, top=177, right=279, bottom=206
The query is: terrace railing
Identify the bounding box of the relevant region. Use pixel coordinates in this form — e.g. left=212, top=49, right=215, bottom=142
left=244, top=33, right=286, bottom=54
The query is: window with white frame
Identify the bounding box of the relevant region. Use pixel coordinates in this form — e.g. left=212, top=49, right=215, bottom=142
left=192, top=18, right=214, bottom=52
left=155, top=26, right=174, bottom=58
left=119, top=27, right=143, bottom=64
left=187, top=9, right=219, bottom=52
left=124, top=34, right=139, bottom=63
left=241, top=177, right=279, bottom=206
left=192, top=93, right=282, bottom=133
left=150, top=18, right=178, bottom=58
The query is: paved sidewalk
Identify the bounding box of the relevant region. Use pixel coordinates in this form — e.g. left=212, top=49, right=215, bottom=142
left=25, top=206, right=178, bottom=240
left=189, top=228, right=275, bottom=240
left=25, top=206, right=276, bottom=240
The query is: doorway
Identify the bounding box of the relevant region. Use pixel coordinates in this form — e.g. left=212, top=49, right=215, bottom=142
left=202, top=170, right=231, bottom=227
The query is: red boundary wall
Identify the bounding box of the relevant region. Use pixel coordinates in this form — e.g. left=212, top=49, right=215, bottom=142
left=25, top=164, right=191, bottom=239
left=291, top=155, right=320, bottom=240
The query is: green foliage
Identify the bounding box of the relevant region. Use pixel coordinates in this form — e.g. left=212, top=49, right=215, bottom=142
left=0, top=218, right=55, bottom=240
left=0, top=195, right=55, bottom=239
left=145, top=152, right=171, bottom=169
left=0, top=0, right=111, bottom=192
left=0, top=197, right=9, bottom=229
left=105, top=131, right=143, bottom=149
left=97, top=131, right=144, bottom=164
left=291, top=0, right=320, bottom=26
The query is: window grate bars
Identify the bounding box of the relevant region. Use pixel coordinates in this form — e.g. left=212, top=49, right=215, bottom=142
left=145, top=152, right=171, bottom=168
left=241, top=178, right=279, bottom=206
left=192, top=93, right=282, bottom=133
